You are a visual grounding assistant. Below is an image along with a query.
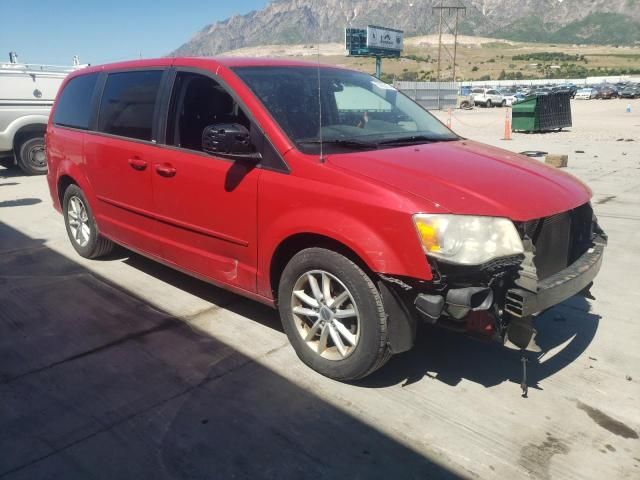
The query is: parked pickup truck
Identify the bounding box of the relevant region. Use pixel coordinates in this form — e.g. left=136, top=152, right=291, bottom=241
left=46, top=57, right=607, bottom=384
left=0, top=53, right=81, bottom=175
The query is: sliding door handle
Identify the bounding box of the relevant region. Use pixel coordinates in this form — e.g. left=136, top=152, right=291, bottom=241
left=128, top=158, right=147, bottom=171
left=155, top=163, right=177, bottom=178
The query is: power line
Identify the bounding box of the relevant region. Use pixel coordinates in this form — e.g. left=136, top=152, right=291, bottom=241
left=432, top=1, right=466, bottom=82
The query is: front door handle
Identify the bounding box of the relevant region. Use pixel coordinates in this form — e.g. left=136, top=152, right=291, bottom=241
left=128, top=158, right=147, bottom=171
left=155, top=163, right=177, bottom=178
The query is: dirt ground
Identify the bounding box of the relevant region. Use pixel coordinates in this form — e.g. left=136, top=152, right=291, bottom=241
left=0, top=99, right=639, bottom=479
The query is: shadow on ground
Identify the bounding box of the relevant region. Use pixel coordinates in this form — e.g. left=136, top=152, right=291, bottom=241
left=99, top=245, right=599, bottom=394
left=0, top=222, right=459, bottom=480
left=0, top=165, right=24, bottom=179
left=0, top=198, right=42, bottom=208
left=359, top=298, right=599, bottom=391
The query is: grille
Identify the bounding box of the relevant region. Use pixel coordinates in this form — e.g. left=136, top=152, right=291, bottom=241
left=520, top=203, right=594, bottom=280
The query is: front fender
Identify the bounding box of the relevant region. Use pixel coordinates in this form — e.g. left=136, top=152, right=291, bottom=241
left=257, top=206, right=432, bottom=299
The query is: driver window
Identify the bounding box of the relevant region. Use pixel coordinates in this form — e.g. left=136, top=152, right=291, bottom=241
left=166, top=72, right=250, bottom=152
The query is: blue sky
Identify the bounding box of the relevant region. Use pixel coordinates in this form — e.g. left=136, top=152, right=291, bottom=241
left=1, top=0, right=269, bottom=66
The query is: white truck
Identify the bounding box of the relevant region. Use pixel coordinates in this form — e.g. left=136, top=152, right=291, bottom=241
left=0, top=53, right=82, bottom=175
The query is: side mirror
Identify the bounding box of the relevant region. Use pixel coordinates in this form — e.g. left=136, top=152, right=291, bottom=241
left=202, top=123, right=261, bottom=162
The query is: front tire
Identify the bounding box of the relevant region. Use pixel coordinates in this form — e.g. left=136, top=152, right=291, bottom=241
left=278, top=248, right=390, bottom=381
left=63, top=184, right=114, bottom=259
left=17, top=136, right=48, bottom=175
left=486, top=100, right=493, bottom=108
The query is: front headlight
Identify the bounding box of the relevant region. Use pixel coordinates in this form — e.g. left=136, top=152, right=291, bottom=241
left=413, top=214, right=524, bottom=265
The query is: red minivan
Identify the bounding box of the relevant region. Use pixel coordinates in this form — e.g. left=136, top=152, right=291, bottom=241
left=46, top=58, right=606, bottom=381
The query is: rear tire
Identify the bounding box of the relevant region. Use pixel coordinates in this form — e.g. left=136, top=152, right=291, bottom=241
left=278, top=248, right=391, bottom=381
left=63, top=184, right=114, bottom=259
left=17, top=136, right=47, bottom=175
left=501, top=100, right=506, bottom=107
left=486, top=100, right=493, bottom=108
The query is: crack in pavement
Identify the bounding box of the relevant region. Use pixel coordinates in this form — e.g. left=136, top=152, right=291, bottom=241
left=0, top=319, right=180, bottom=385
left=0, top=296, right=246, bottom=386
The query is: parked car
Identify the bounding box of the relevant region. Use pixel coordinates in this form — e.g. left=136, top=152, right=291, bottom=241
left=620, top=84, right=640, bottom=99
left=500, top=92, right=519, bottom=106
left=595, top=87, right=619, bottom=100
left=553, top=84, right=578, bottom=98
left=534, top=88, right=552, bottom=96
left=471, top=88, right=505, bottom=107
left=497, top=89, right=525, bottom=106
left=512, top=93, right=527, bottom=104
left=0, top=53, right=82, bottom=174
left=46, top=58, right=607, bottom=381
left=574, top=88, right=595, bottom=100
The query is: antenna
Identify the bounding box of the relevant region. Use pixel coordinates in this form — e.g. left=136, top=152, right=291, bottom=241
left=316, top=2, right=324, bottom=164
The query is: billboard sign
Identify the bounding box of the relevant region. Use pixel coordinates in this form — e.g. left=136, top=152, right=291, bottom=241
left=346, top=25, right=403, bottom=58
left=367, top=25, right=403, bottom=52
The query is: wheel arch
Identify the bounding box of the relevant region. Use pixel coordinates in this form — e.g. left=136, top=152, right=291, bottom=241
left=269, top=232, right=418, bottom=355
left=269, top=233, right=373, bottom=303
left=13, top=123, right=47, bottom=151
left=57, top=174, right=78, bottom=207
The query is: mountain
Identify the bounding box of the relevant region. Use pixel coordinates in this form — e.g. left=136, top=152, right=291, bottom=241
left=172, top=0, right=640, bottom=56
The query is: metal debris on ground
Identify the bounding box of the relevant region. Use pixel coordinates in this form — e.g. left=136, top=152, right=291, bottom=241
left=519, top=151, right=548, bottom=157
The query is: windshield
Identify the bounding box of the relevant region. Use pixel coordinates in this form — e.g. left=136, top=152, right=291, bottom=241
left=232, top=66, right=458, bottom=153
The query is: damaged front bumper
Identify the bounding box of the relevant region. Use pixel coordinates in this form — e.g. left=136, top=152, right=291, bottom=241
left=504, top=235, right=606, bottom=318
left=379, top=210, right=607, bottom=354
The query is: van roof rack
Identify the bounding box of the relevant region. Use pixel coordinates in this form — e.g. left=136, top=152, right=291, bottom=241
left=1, top=52, right=87, bottom=74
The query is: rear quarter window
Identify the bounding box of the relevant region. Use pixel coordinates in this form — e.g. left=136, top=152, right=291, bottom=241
left=97, top=70, right=163, bottom=141
left=53, top=73, right=99, bottom=130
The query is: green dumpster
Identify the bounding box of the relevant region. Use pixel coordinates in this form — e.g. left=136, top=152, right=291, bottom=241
left=511, top=96, right=537, bottom=132
left=512, top=93, right=572, bottom=132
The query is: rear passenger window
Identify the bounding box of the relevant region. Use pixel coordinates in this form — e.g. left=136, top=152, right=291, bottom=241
left=53, top=73, right=99, bottom=130
left=98, top=70, right=163, bottom=141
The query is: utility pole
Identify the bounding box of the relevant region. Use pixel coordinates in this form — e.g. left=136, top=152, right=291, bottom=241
left=432, top=1, right=466, bottom=82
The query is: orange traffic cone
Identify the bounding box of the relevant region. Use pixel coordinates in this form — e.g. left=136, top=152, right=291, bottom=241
left=503, top=107, right=512, bottom=141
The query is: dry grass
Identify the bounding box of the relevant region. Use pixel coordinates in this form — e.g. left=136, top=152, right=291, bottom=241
left=222, top=34, right=640, bottom=81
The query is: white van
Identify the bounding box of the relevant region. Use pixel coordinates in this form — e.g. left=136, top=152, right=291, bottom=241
left=0, top=53, right=82, bottom=174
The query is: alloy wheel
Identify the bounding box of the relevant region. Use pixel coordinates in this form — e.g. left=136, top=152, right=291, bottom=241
left=67, top=196, right=91, bottom=247
left=291, top=270, right=361, bottom=361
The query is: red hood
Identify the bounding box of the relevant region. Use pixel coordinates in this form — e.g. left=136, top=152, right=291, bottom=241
left=327, top=140, right=591, bottom=222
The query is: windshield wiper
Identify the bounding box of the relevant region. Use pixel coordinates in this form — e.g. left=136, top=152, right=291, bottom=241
left=298, top=139, right=378, bottom=150
left=375, top=135, right=457, bottom=146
